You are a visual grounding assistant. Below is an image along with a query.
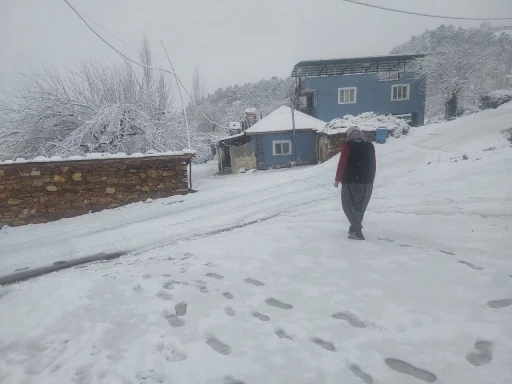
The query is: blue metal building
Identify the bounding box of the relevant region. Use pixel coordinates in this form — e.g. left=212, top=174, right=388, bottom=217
left=217, top=106, right=326, bottom=173
left=245, top=106, right=325, bottom=170
left=291, top=54, right=426, bottom=126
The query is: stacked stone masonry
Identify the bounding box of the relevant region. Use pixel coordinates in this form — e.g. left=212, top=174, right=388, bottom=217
left=0, top=154, right=193, bottom=227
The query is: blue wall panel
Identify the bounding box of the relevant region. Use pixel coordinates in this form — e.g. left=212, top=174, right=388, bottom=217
left=305, top=72, right=426, bottom=125
left=250, top=131, right=317, bottom=167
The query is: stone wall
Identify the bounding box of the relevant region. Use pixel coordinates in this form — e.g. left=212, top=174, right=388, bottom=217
left=316, top=130, right=377, bottom=162
left=0, top=154, right=194, bottom=227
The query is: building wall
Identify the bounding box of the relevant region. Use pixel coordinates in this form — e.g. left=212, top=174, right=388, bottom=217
left=0, top=154, right=193, bottom=227
left=230, top=142, right=257, bottom=173
left=250, top=131, right=317, bottom=168
left=305, top=72, right=426, bottom=125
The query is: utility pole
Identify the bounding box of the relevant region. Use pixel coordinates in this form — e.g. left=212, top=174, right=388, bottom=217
left=291, top=98, right=297, bottom=162
left=161, top=42, right=191, bottom=149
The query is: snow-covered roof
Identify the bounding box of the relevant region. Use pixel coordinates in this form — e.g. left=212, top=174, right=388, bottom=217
left=245, top=106, right=326, bottom=134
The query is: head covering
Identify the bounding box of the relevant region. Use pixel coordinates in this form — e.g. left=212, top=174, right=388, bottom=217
left=347, top=126, right=365, bottom=141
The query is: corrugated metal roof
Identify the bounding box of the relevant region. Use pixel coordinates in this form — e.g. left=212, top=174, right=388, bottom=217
left=291, top=53, right=425, bottom=77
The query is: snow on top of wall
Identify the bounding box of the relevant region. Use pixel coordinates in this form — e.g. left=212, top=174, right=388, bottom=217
left=0, top=150, right=196, bottom=165
left=319, top=112, right=411, bottom=136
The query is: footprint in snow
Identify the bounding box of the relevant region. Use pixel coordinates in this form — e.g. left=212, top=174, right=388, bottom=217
left=310, top=337, right=336, bottom=352
left=332, top=311, right=367, bottom=328
left=175, top=302, right=187, bottom=316
left=14, top=267, right=29, bottom=272
left=142, top=274, right=152, bottom=279
left=223, top=376, right=246, bottom=384
left=206, top=337, right=231, bottom=355
left=155, top=342, right=187, bottom=362
left=265, top=297, right=293, bottom=310
left=162, top=348, right=187, bottom=362
left=206, top=272, right=224, bottom=280
left=225, top=306, right=236, bottom=316
left=466, top=340, right=493, bottom=366
left=384, top=358, right=437, bottom=383
left=275, top=329, right=292, bottom=340
left=244, top=277, right=265, bottom=286
left=457, top=260, right=484, bottom=270
left=252, top=311, right=270, bottom=321
left=132, top=285, right=144, bottom=293
left=53, top=261, right=66, bottom=266
left=163, top=282, right=174, bottom=290
left=377, top=237, right=394, bottom=243
left=348, top=364, right=373, bottom=384
left=440, top=250, right=456, bottom=255
left=196, top=283, right=208, bottom=293
left=157, top=292, right=173, bottom=301
left=163, top=312, right=185, bottom=327
left=205, top=262, right=218, bottom=267
left=487, top=298, right=512, bottom=308
left=223, top=291, right=234, bottom=299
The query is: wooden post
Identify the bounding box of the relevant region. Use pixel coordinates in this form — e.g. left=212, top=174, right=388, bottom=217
left=291, top=99, right=297, bottom=162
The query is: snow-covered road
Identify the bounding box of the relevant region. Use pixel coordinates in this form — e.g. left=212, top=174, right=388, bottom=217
left=1, top=104, right=512, bottom=383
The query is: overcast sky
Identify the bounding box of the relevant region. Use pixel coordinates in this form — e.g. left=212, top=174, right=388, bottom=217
left=1, top=0, right=511, bottom=98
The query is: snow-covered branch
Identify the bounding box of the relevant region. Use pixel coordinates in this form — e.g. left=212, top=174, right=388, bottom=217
left=0, top=37, right=217, bottom=162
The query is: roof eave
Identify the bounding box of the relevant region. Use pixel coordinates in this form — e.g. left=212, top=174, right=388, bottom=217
left=291, top=53, right=426, bottom=77
left=245, top=128, right=316, bottom=135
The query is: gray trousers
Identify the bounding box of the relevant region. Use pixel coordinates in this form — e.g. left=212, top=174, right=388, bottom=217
left=341, top=183, right=373, bottom=229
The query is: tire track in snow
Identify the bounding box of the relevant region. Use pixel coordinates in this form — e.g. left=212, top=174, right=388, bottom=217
left=3, top=169, right=332, bottom=252
left=0, top=252, right=126, bottom=286
left=6, top=180, right=328, bottom=272
left=1, top=196, right=333, bottom=285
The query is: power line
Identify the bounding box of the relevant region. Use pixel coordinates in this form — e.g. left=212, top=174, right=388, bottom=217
left=62, top=0, right=229, bottom=132
left=161, top=41, right=191, bottom=149
left=341, top=0, right=512, bottom=21
left=63, top=0, right=176, bottom=75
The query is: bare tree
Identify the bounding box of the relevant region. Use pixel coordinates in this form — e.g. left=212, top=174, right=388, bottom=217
left=191, top=66, right=207, bottom=105
left=413, top=37, right=506, bottom=119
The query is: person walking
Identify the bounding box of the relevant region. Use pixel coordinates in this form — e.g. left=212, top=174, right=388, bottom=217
left=333, top=126, right=376, bottom=240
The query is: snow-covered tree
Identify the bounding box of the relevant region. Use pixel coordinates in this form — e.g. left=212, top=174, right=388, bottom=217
left=0, top=37, right=195, bottom=160
left=393, top=24, right=510, bottom=118
left=191, top=66, right=207, bottom=105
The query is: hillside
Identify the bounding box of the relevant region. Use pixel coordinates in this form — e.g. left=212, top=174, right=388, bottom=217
left=200, top=77, right=295, bottom=125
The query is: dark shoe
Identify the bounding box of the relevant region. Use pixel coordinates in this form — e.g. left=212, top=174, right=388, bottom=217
left=348, top=225, right=356, bottom=235
left=349, top=228, right=365, bottom=240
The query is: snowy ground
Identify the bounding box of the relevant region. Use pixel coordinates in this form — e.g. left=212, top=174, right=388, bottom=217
left=1, top=103, right=512, bottom=384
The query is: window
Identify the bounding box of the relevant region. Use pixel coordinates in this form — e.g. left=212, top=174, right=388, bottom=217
left=273, top=140, right=292, bottom=156
left=313, top=91, right=318, bottom=107
left=392, top=84, right=410, bottom=101
left=338, top=87, right=357, bottom=104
